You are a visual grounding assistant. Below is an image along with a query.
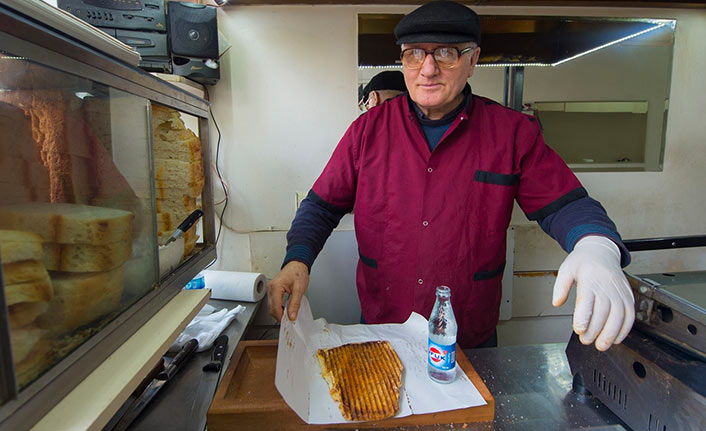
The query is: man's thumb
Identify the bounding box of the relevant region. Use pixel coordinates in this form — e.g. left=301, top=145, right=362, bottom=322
left=287, top=293, right=301, bottom=321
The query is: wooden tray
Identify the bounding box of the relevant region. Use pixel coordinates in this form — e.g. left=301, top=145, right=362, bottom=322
left=207, top=339, right=494, bottom=430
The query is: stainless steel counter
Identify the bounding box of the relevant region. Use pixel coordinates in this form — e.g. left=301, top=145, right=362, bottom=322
left=121, top=314, right=631, bottom=431
left=123, top=299, right=261, bottom=431
left=462, top=343, right=629, bottom=431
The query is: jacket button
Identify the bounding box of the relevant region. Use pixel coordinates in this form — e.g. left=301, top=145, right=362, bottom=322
left=422, top=220, right=429, bottom=227
left=418, top=278, right=424, bottom=285
left=427, top=167, right=433, bottom=173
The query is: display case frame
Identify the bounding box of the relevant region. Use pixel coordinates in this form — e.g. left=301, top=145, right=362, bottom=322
left=0, top=4, right=217, bottom=430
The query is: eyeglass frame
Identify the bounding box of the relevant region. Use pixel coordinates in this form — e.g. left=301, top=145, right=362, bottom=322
left=358, top=93, right=374, bottom=111
left=400, top=45, right=477, bottom=70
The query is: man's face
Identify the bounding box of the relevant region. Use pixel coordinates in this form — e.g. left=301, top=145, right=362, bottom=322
left=401, top=43, right=480, bottom=120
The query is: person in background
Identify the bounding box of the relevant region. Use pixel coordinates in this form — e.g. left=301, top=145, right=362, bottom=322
left=268, top=0, right=634, bottom=351
left=358, top=70, right=407, bottom=111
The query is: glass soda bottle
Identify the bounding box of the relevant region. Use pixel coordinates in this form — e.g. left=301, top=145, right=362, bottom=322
left=427, top=285, right=457, bottom=383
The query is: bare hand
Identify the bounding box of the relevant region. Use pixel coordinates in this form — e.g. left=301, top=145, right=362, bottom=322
left=267, top=261, right=310, bottom=321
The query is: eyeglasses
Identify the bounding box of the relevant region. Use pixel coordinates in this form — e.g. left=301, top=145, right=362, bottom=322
left=400, top=46, right=475, bottom=70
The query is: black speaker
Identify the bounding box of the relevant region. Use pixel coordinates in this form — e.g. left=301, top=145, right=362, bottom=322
left=167, top=2, right=218, bottom=59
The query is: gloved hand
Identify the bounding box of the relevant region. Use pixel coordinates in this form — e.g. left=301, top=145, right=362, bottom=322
left=552, top=235, right=635, bottom=351
left=267, top=261, right=310, bottom=322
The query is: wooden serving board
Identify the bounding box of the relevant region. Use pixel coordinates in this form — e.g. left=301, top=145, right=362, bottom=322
left=207, top=339, right=494, bottom=430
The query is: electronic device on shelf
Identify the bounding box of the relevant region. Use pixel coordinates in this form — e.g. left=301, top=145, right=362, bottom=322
left=57, top=0, right=170, bottom=72
left=167, top=1, right=219, bottom=85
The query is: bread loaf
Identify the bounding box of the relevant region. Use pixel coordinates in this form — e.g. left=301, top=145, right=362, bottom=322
left=0, top=156, right=49, bottom=187
left=0, top=101, right=41, bottom=162
left=10, top=326, right=44, bottom=364
left=41, top=153, right=96, bottom=204
left=153, top=135, right=202, bottom=163
left=2, top=260, right=49, bottom=284
left=156, top=211, right=188, bottom=231
left=155, top=196, right=197, bottom=217
left=151, top=104, right=183, bottom=131
left=9, top=323, right=53, bottom=387
left=0, top=158, right=49, bottom=202
left=4, top=275, right=53, bottom=305
left=0, top=185, right=33, bottom=205
left=42, top=240, right=132, bottom=272
left=153, top=121, right=196, bottom=143
left=9, top=301, right=49, bottom=329
left=0, top=90, right=98, bottom=202
left=39, top=266, right=124, bottom=334
left=156, top=183, right=203, bottom=199
left=0, top=203, right=133, bottom=245
left=154, top=159, right=204, bottom=190
left=151, top=103, right=203, bottom=259
left=0, top=229, right=44, bottom=263
left=13, top=331, right=52, bottom=388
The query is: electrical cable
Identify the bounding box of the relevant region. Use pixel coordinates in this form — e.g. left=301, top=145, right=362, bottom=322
left=203, top=86, right=227, bottom=269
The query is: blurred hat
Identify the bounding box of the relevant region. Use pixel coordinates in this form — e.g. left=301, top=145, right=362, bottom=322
left=394, top=0, right=481, bottom=45
left=360, top=71, right=407, bottom=104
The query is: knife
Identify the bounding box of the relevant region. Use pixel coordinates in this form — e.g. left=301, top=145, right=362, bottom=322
left=203, top=334, right=228, bottom=372
left=102, top=358, right=165, bottom=431
left=111, top=338, right=199, bottom=431
left=186, top=335, right=229, bottom=431
left=164, top=209, right=203, bottom=246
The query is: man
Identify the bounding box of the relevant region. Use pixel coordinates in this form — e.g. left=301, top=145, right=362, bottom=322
left=358, top=70, right=407, bottom=111
left=268, top=0, right=634, bottom=351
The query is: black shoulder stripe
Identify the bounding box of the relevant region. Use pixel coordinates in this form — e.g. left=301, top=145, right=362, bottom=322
left=473, top=262, right=505, bottom=281
left=307, top=189, right=352, bottom=215
left=526, top=187, right=588, bottom=220
left=475, top=170, right=520, bottom=186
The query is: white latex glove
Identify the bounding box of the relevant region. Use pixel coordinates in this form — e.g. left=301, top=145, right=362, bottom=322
left=552, top=235, right=635, bottom=351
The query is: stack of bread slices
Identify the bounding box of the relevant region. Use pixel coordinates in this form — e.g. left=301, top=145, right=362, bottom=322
left=1, top=229, right=53, bottom=387
left=0, top=203, right=133, bottom=342
left=151, top=103, right=204, bottom=258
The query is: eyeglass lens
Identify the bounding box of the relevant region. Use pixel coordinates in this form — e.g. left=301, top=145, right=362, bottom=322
left=402, top=47, right=465, bottom=69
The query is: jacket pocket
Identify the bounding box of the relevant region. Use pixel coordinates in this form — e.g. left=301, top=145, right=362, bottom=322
left=473, top=261, right=506, bottom=281
left=474, top=170, right=520, bottom=186
left=358, top=251, right=377, bottom=269
left=471, top=170, right=518, bottom=233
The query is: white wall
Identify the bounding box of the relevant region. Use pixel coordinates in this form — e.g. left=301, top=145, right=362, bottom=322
left=209, top=5, right=706, bottom=342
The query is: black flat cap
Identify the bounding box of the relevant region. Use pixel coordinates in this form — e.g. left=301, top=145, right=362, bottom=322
left=360, top=71, right=407, bottom=103
left=394, top=0, right=481, bottom=45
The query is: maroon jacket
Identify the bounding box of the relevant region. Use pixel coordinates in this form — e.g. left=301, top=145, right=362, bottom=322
left=307, top=92, right=586, bottom=347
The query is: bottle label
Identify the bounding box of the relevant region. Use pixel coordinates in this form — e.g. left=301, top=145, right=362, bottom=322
left=185, top=274, right=205, bottom=290
left=428, top=339, right=456, bottom=371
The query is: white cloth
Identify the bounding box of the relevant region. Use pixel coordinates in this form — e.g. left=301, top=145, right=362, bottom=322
left=553, top=235, right=635, bottom=350
left=170, top=304, right=245, bottom=352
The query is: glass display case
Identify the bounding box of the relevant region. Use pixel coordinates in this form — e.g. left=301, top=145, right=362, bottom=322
left=0, top=4, right=216, bottom=430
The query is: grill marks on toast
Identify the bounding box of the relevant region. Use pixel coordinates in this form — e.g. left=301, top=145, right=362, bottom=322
left=316, top=340, right=403, bottom=421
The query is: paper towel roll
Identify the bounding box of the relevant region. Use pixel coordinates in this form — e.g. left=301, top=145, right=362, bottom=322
left=202, top=270, right=267, bottom=302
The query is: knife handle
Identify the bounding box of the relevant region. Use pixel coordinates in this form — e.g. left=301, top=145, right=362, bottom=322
left=158, top=338, right=198, bottom=381
left=213, top=335, right=228, bottom=362
left=132, top=358, right=165, bottom=397
left=177, top=209, right=203, bottom=233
